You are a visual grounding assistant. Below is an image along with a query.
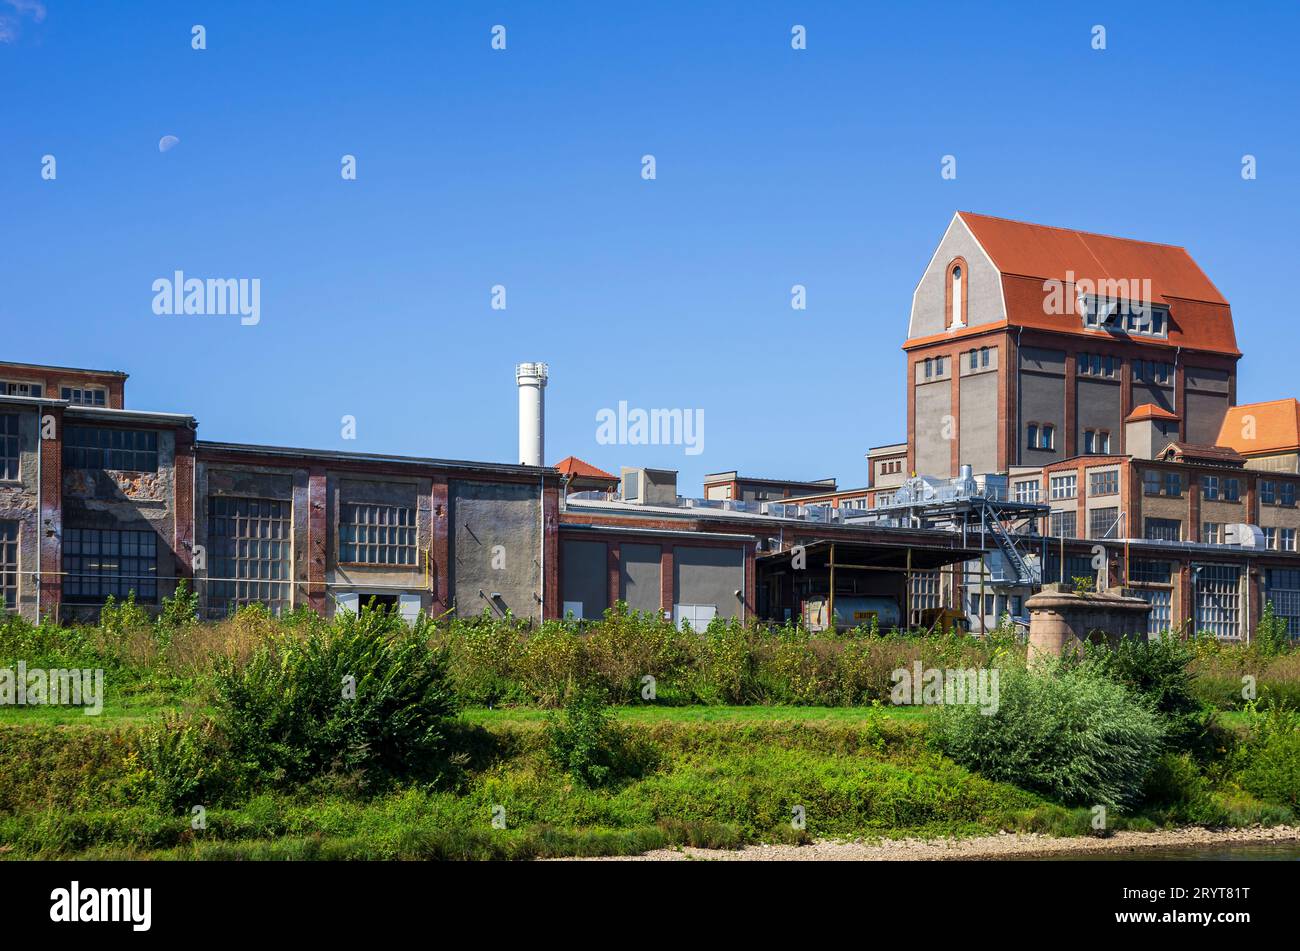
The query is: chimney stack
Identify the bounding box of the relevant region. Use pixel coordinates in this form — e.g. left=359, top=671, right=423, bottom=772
left=515, top=362, right=548, bottom=467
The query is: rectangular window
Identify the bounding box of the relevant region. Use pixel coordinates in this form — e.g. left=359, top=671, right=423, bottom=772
left=1040, top=425, right=1054, bottom=450
left=1027, top=424, right=1038, bottom=449
left=1049, top=474, right=1077, bottom=499
left=1265, top=527, right=1278, bottom=550
left=339, top=503, right=417, bottom=566
left=63, top=528, right=158, bottom=604
left=1223, top=478, right=1240, bottom=502
left=1283, top=484, right=1296, bottom=506
left=1137, top=588, right=1172, bottom=636
left=1090, top=507, right=1120, bottom=539
left=1143, top=470, right=1162, bottom=496
left=1049, top=510, right=1077, bottom=538
left=1196, top=564, right=1241, bottom=639
left=924, top=358, right=933, bottom=379
left=0, top=414, right=18, bottom=481
left=0, top=520, right=17, bottom=612
left=1203, top=522, right=1223, bottom=545
left=61, top=386, right=107, bottom=406
left=1283, top=528, right=1298, bottom=552
left=969, top=351, right=978, bottom=370
left=1089, top=470, right=1119, bottom=496
left=908, top=569, right=941, bottom=625
left=0, top=380, right=41, bottom=398
left=63, top=426, right=159, bottom=472
left=1264, top=569, right=1300, bottom=637
left=1083, top=431, right=1094, bottom=454
left=1261, top=481, right=1277, bottom=504
left=1144, top=518, right=1182, bottom=542
left=207, top=497, right=292, bottom=616
left=1202, top=476, right=1219, bottom=501
left=981, top=347, right=990, bottom=368
left=1164, top=472, right=1182, bottom=497
left=1013, top=480, right=1040, bottom=503
left=1130, top=559, right=1172, bottom=584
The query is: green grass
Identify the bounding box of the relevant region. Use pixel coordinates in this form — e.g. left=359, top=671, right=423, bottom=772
left=0, top=700, right=935, bottom=729
left=0, top=689, right=195, bottom=726
left=462, top=703, right=937, bottom=727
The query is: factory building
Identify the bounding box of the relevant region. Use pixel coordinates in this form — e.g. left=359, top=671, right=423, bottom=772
left=890, top=213, right=1300, bottom=639
left=3, top=212, right=1298, bottom=641
left=0, top=360, right=976, bottom=630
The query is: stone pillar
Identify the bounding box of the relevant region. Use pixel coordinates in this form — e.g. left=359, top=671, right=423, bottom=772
left=1026, top=582, right=1152, bottom=659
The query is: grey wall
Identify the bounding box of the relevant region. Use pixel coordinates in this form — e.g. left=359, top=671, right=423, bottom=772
left=1020, top=347, right=1066, bottom=467
left=959, top=371, right=998, bottom=475
left=561, top=539, right=607, bottom=620
left=674, top=546, right=744, bottom=619
left=61, top=427, right=180, bottom=618
left=1076, top=378, right=1123, bottom=450
left=1185, top=367, right=1232, bottom=446
left=0, top=408, right=40, bottom=617
left=914, top=379, right=952, bottom=478
left=620, top=542, right=661, bottom=614
left=197, top=462, right=305, bottom=617
left=1131, top=381, right=1175, bottom=415
left=908, top=215, right=1003, bottom=338
left=451, top=480, right=541, bottom=621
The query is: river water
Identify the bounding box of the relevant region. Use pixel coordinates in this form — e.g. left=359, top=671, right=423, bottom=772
left=1051, top=842, right=1300, bottom=861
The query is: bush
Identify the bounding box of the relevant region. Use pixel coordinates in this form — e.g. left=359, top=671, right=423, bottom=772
left=1232, top=705, right=1300, bottom=810
left=1255, top=601, right=1293, bottom=657
left=544, top=687, right=649, bottom=787
left=930, top=661, right=1165, bottom=809
left=1084, top=635, right=1216, bottom=757
left=213, top=607, right=459, bottom=788
left=130, top=716, right=232, bottom=813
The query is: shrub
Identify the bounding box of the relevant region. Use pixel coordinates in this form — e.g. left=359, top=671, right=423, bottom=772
left=1255, top=601, right=1293, bottom=658
left=1232, top=704, right=1300, bottom=810
left=544, top=687, right=649, bottom=787
left=213, top=606, right=459, bottom=788
left=1084, top=635, right=1216, bottom=757
left=930, top=661, right=1165, bottom=809
left=130, top=716, right=232, bottom=813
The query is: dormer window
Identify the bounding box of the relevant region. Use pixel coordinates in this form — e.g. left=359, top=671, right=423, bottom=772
left=1080, top=295, right=1168, bottom=339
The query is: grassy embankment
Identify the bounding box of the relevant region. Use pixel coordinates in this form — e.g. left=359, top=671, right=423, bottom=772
left=1, top=596, right=1296, bottom=859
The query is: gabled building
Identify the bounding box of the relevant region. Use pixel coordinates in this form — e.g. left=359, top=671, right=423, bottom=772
left=905, top=212, right=1240, bottom=479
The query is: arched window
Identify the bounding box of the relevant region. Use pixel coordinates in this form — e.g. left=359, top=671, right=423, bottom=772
left=949, top=262, right=965, bottom=329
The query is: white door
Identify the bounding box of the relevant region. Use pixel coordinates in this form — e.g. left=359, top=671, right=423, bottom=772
left=398, top=594, right=423, bottom=625
left=673, top=604, right=717, bottom=632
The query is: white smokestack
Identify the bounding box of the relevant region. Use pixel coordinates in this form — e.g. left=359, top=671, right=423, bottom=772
left=515, top=362, right=548, bottom=467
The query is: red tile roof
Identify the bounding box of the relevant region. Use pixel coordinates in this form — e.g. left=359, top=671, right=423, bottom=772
left=553, top=456, right=617, bottom=481
left=1156, top=442, right=1246, bottom=467
left=1125, top=403, right=1181, bottom=423
left=1217, top=400, right=1300, bottom=456
left=959, top=212, right=1227, bottom=305
left=925, top=213, right=1241, bottom=357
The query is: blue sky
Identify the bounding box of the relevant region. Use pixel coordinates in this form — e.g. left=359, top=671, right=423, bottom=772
left=2, top=1, right=1297, bottom=492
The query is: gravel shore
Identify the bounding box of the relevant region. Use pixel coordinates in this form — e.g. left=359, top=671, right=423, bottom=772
left=559, top=825, right=1300, bottom=861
